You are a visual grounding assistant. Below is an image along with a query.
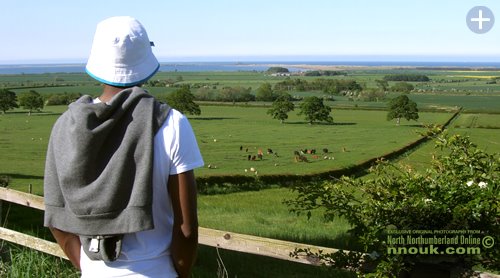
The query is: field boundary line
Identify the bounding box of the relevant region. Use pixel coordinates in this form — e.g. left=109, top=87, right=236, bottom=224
left=198, top=108, right=463, bottom=187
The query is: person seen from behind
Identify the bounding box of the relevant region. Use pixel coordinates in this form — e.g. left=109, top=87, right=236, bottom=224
left=43, top=16, right=204, bottom=277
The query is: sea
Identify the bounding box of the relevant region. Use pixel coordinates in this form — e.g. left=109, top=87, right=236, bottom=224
left=1, top=61, right=500, bottom=75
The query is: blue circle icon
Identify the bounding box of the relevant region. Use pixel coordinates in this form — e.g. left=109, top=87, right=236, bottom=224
left=467, top=6, right=495, bottom=34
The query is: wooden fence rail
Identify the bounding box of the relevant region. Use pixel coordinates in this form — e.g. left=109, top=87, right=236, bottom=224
left=0, top=187, right=343, bottom=266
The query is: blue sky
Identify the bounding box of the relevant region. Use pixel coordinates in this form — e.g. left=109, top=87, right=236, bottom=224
left=1, top=0, right=500, bottom=63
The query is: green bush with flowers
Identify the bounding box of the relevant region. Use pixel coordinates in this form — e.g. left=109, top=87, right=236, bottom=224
left=286, top=128, right=499, bottom=277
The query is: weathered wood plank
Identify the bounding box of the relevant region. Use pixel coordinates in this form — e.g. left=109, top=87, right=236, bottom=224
left=0, top=227, right=67, bottom=259
left=0, top=188, right=354, bottom=266
left=199, top=227, right=340, bottom=266
left=0, top=187, right=44, bottom=210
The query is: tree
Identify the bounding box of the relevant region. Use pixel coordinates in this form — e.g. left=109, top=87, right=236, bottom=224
left=358, top=88, right=385, bottom=102
left=255, top=82, right=275, bottom=101
left=19, top=90, right=44, bottom=115
left=298, top=96, right=332, bottom=124
left=374, top=79, right=389, bottom=92
left=387, top=95, right=419, bottom=125
left=267, top=93, right=294, bottom=123
left=46, top=92, right=82, bottom=105
left=266, top=67, right=289, bottom=73
left=218, top=86, right=254, bottom=102
left=0, top=89, right=18, bottom=114
left=165, top=86, right=201, bottom=115
left=390, top=82, right=414, bottom=93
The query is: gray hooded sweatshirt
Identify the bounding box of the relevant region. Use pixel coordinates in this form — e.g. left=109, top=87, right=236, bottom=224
left=44, top=87, right=170, bottom=236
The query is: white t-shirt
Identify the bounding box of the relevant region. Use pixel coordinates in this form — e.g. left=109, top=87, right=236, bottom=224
left=80, top=103, right=204, bottom=278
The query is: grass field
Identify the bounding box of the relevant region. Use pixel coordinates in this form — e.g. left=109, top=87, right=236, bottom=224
left=6, top=69, right=500, bottom=114
left=1, top=69, right=499, bottom=276
left=198, top=187, right=354, bottom=249
left=396, top=114, right=500, bottom=172
left=0, top=104, right=454, bottom=191
left=191, top=106, right=453, bottom=178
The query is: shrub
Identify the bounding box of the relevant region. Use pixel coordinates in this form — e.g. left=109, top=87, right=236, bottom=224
left=0, top=175, right=10, bottom=187
left=45, top=92, right=81, bottom=105
left=390, top=82, right=414, bottom=93
left=286, top=128, right=499, bottom=276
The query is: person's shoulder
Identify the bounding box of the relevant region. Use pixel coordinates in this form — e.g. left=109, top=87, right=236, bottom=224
left=168, top=109, right=188, bottom=122
left=158, top=109, right=189, bottom=130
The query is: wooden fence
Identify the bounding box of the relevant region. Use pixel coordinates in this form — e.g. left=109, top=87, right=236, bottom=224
left=0, top=187, right=343, bottom=266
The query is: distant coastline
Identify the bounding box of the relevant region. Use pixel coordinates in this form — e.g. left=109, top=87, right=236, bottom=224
left=1, top=61, right=500, bottom=75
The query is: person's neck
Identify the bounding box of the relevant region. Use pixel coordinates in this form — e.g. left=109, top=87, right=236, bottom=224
left=98, top=85, right=132, bottom=102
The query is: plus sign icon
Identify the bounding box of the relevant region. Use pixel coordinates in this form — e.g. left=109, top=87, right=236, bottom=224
left=467, top=6, right=495, bottom=34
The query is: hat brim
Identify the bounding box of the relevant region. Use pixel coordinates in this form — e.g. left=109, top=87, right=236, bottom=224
left=86, top=57, right=160, bottom=87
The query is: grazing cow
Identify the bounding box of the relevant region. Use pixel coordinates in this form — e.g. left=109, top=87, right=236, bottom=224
left=322, top=148, right=329, bottom=154
left=267, top=148, right=273, bottom=154
left=251, top=155, right=256, bottom=161
left=294, top=155, right=309, bottom=162
left=247, top=155, right=251, bottom=161
left=240, top=145, right=243, bottom=151
left=257, top=153, right=263, bottom=160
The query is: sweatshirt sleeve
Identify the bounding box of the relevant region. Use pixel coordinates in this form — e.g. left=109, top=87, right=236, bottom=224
left=43, top=122, right=65, bottom=227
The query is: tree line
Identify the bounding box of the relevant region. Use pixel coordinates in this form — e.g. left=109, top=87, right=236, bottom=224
left=0, top=89, right=44, bottom=115
left=273, top=78, right=363, bottom=95
left=383, top=73, right=430, bottom=82
left=1, top=84, right=420, bottom=127
left=303, top=70, right=347, bottom=77
left=0, top=89, right=83, bottom=115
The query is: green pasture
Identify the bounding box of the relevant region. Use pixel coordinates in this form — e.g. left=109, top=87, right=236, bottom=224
left=11, top=85, right=103, bottom=96
left=391, top=113, right=500, bottom=173
left=198, top=187, right=353, bottom=249
left=1, top=69, right=499, bottom=277
left=11, top=84, right=499, bottom=112
left=448, top=113, right=500, bottom=154
left=0, top=72, right=94, bottom=85
left=190, top=106, right=453, bottom=178
left=4, top=69, right=499, bottom=114
left=408, top=94, right=500, bottom=112
left=0, top=103, right=453, bottom=256
left=2, top=68, right=500, bottom=94
left=453, top=113, right=500, bottom=129
left=0, top=104, right=454, bottom=191
left=324, top=93, right=500, bottom=111
left=0, top=112, right=57, bottom=194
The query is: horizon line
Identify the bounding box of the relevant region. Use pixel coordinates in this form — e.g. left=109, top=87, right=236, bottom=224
left=2, top=54, right=500, bottom=65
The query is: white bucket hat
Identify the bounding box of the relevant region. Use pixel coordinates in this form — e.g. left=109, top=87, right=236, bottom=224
left=85, top=16, right=159, bottom=87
